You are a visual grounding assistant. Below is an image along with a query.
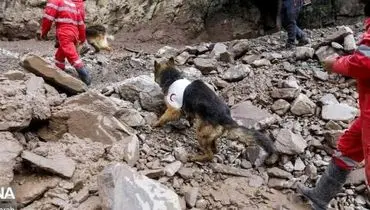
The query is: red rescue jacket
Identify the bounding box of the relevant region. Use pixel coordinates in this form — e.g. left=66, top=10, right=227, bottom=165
left=332, top=18, right=370, bottom=113
left=73, top=0, right=85, bottom=21
left=41, top=0, right=86, bottom=43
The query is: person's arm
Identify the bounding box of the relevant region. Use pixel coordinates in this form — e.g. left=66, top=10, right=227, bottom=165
left=77, top=11, right=86, bottom=44
left=41, top=0, right=58, bottom=39
left=331, top=49, right=370, bottom=79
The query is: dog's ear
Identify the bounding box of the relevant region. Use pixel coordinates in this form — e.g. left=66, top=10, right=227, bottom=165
left=167, top=57, right=175, bottom=67
left=154, top=60, right=160, bottom=72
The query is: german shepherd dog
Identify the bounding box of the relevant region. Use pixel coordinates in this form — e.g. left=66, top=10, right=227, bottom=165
left=54, top=24, right=114, bottom=55
left=153, top=58, right=276, bottom=162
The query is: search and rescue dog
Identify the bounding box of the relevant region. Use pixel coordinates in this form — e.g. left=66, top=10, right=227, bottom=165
left=152, top=57, right=276, bottom=162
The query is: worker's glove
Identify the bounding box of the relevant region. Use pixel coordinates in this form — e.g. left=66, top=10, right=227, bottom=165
left=36, top=31, right=47, bottom=41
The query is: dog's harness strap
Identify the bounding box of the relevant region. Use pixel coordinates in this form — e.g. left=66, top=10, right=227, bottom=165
left=166, top=79, right=191, bottom=109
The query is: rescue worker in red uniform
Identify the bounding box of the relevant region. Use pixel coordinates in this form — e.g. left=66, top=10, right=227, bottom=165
left=298, top=1, right=370, bottom=209
left=40, top=0, right=91, bottom=85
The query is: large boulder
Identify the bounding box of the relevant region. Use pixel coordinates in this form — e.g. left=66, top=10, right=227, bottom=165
left=231, top=101, right=275, bottom=129
left=38, top=91, right=136, bottom=145
left=98, top=163, right=181, bottom=210
left=0, top=132, right=23, bottom=186
left=20, top=54, right=87, bottom=95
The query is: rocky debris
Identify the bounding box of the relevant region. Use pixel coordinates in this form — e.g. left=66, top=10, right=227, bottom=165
left=182, top=67, right=202, bottom=80
left=221, top=64, right=250, bottom=82
left=294, top=158, right=306, bottom=171
left=268, top=178, right=293, bottom=190
left=0, top=132, right=23, bottom=186
left=271, top=99, right=290, bottom=115
left=174, top=147, right=188, bottom=163
left=20, top=54, right=87, bottom=95
left=268, top=167, right=293, bottom=179
left=271, top=88, right=300, bottom=100
left=117, top=75, right=164, bottom=112
left=98, top=163, right=181, bottom=210
left=193, top=58, right=217, bottom=74
left=12, top=175, right=60, bottom=206
left=22, top=151, right=76, bottom=178
left=229, top=39, right=250, bottom=59
left=315, top=46, right=339, bottom=62
left=252, top=58, right=271, bottom=67
left=346, top=168, right=365, bottom=186
left=321, top=103, right=358, bottom=121
left=324, top=130, right=344, bottom=148
left=231, top=101, right=275, bottom=128
left=76, top=196, right=101, bottom=210
left=290, top=94, right=316, bottom=116
left=295, top=47, right=315, bottom=60
left=275, top=129, right=307, bottom=155
left=313, top=70, right=329, bottom=81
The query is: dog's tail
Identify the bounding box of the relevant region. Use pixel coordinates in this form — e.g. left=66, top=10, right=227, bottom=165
left=226, top=124, right=276, bottom=155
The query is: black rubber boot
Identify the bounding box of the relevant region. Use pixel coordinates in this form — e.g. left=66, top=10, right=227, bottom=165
left=76, top=66, right=92, bottom=86
left=298, top=36, right=310, bottom=46
left=297, top=161, right=350, bottom=210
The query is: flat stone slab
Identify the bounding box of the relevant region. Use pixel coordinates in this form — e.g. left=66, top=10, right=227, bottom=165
left=20, top=53, right=87, bottom=95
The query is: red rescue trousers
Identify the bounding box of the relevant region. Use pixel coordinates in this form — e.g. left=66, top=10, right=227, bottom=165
left=54, top=29, right=83, bottom=70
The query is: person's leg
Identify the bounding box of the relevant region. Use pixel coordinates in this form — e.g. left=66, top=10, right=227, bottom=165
left=58, top=32, right=91, bottom=85
left=283, top=0, right=297, bottom=47
left=298, top=118, right=363, bottom=210
left=54, top=47, right=66, bottom=71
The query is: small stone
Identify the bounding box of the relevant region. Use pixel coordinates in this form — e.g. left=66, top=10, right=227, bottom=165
left=271, top=99, right=290, bottom=115
left=270, top=88, right=300, bottom=100
left=290, top=94, right=316, bottom=116
left=346, top=168, right=365, bottom=185
left=241, top=159, right=252, bottom=169
left=324, top=130, right=344, bottom=148
left=184, top=187, right=199, bottom=208
left=282, top=61, right=295, bottom=72
left=210, top=163, right=252, bottom=177
left=193, top=58, right=217, bottom=74
left=268, top=178, right=291, bottom=189
left=76, top=196, right=101, bottom=210
left=321, top=104, right=358, bottom=121
left=164, top=161, right=182, bottom=177
left=174, top=147, right=188, bottom=163
left=210, top=43, right=233, bottom=63
left=283, top=161, right=294, bottom=172
left=325, top=120, right=342, bottom=130
left=73, top=187, right=89, bottom=203
left=195, top=199, right=208, bottom=209
left=275, top=129, right=307, bottom=155
left=313, top=70, right=328, bottom=81
left=320, top=94, right=339, bottom=105
left=141, top=169, right=165, bottom=179
left=344, top=34, right=357, bottom=52
left=315, top=46, right=339, bottom=62
left=242, top=54, right=260, bottom=64
left=178, top=167, right=194, bottom=179
left=252, top=59, right=271, bottom=67
left=331, top=42, right=344, bottom=50
left=305, top=164, right=318, bottom=180
left=294, top=158, right=305, bottom=171
left=355, top=195, right=366, bottom=205
left=175, top=51, right=191, bottom=65
left=221, top=64, right=250, bottom=82
left=248, top=175, right=264, bottom=188
left=246, top=146, right=269, bottom=167
left=182, top=67, right=202, bottom=80
left=295, top=47, right=315, bottom=60
left=156, top=46, right=180, bottom=58
left=267, top=167, right=293, bottom=179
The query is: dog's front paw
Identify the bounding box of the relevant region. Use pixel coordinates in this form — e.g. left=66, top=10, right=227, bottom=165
left=152, top=121, right=162, bottom=128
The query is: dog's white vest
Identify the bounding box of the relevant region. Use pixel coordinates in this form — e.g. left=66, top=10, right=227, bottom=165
left=166, top=79, right=191, bottom=109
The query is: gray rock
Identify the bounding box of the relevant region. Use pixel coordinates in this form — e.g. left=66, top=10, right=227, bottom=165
left=252, top=59, right=271, bottom=67
left=313, top=70, right=329, bottom=81
left=344, top=34, right=357, bottom=52
left=325, top=120, right=342, bottom=130
left=22, top=151, right=76, bottom=178
left=248, top=175, right=264, bottom=188
left=331, top=42, right=344, bottom=50
left=305, top=164, right=318, bottom=180
left=241, top=159, right=252, bottom=169
left=315, top=46, right=339, bottom=62
left=116, top=108, right=145, bottom=127
left=229, top=39, right=250, bottom=58
left=282, top=61, right=295, bottom=72
left=346, top=168, right=365, bottom=185
left=295, top=47, right=315, bottom=60
left=210, top=163, right=252, bottom=177
left=324, top=130, right=344, bottom=148
left=0, top=132, right=23, bottom=186
left=20, top=54, right=87, bottom=95
left=3, top=70, right=25, bottom=80
left=290, top=94, right=316, bottom=116
left=117, top=75, right=164, bottom=112
left=174, top=147, right=188, bottom=163
left=267, top=167, right=293, bottom=179
left=221, top=64, right=250, bottom=82
left=268, top=178, right=292, bottom=189
left=271, top=99, right=290, bottom=115
left=76, top=196, right=101, bottom=210
left=275, top=129, right=307, bottom=155
left=182, top=67, right=202, bottom=80
left=156, top=46, right=180, bottom=58
left=164, top=161, right=182, bottom=177
left=98, top=163, right=181, bottom=210
left=283, top=161, right=294, bottom=172
left=177, top=167, right=194, bottom=179
left=321, top=103, right=358, bottom=121
left=210, top=43, right=232, bottom=63
left=270, top=88, right=300, bottom=100
left=320, top=94, right=339, bottom=105
left=193, top=58, right=217, bottom=74
left=294, top=158, right=305, bottom=171
left=175, top=51, right=191, bottom=65
left=231, top=101, right=274, bottom=128
left=184, top=187, right=198, bottom=208
left=107, top=135, right=140, bottom=166
left=141, top=169, right=165, bottom=179
left=241, top=54, right=260, bottom=64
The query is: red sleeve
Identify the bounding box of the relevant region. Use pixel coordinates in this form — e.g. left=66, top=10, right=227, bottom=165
left=77, top=11, right=86, bottom=43
left=41, top=0, right=58, bottom=37
left=332, top=52, right=370, bottom=79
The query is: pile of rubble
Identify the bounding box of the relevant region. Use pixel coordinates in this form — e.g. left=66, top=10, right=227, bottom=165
left=1, top=22, right=369, bottom=210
